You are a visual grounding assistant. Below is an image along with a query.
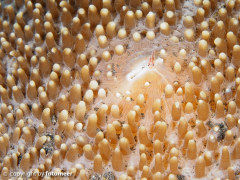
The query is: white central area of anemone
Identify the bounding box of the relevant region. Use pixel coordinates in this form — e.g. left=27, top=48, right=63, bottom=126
left=126, top=57, right=164, bottom=81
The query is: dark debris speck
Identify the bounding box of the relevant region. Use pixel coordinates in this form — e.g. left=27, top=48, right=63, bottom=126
left=17, top=155, right=22, bottom=165
left=90, top=174, right=102, bottom=180
left=103, top=171, right=116, bottom=180
left=51, top=115, right=57, bottom=125
left=206, top=120, right=214, bottom=128
left=42, top=133, right=54, bottom=155
left=177, top=175, right=186, bottom=180
left=217, top=123, right=228, bottom=142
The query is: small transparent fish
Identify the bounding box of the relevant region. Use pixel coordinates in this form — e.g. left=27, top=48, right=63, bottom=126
left=148, top=50, right=155, bottom=69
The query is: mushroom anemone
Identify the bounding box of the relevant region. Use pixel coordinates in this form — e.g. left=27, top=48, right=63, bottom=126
left=0, top=0, right=240, bottom=180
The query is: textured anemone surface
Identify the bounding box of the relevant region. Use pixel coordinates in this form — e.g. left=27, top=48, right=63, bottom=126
left=1, top=0, right=240, bottom=180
